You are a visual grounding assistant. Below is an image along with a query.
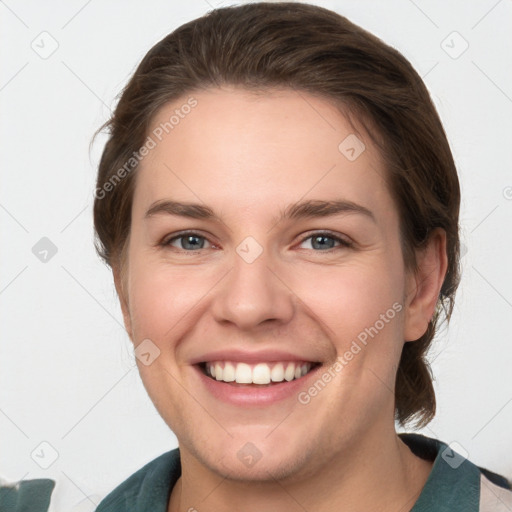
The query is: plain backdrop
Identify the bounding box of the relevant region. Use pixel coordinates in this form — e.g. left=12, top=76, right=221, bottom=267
left=1, top=0, right=511, bottom=508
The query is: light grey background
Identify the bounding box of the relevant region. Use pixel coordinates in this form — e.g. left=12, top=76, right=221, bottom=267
left=1, top=0, right=511, bottom=509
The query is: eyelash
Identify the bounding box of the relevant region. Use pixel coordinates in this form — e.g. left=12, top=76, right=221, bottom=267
left=160, top=230, right=353, bottom=253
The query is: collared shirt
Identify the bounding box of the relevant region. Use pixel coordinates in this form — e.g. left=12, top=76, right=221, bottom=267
left=2, top=434, right=511, bottom=511
left=94, top=433, right=512, bottom=512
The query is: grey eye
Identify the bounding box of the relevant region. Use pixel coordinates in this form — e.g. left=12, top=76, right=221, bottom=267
left=300, top=233, right=349, bottom=251
left=309, top=234, right=337, bottom=250
left=166, top=233, right=209, bottom=250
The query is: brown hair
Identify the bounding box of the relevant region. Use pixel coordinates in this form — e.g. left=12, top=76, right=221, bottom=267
left=93, top=2, right=460, bottom=428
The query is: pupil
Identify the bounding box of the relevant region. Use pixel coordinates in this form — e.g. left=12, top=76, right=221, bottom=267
left=313, top=235, right=334, bottom=250
left=183, top=235, right=203, bottom=250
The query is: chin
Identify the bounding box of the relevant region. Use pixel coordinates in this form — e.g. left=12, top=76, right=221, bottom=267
left=190, top=433, right=317, bottom=484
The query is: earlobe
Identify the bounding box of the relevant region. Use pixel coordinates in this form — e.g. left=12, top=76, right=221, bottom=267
left=113, top=267, right=133, bottom=341
left=403, top=228, right=448, bottom=342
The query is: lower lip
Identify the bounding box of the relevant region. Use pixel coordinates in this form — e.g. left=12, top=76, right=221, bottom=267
left=194, top=364, right=322, bottom=406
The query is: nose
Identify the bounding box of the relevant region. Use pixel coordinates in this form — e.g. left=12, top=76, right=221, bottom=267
left=211, top=245, right=295, bottom=331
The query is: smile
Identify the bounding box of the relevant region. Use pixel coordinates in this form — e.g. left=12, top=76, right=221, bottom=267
left=199, top=361, right=320, bottom=386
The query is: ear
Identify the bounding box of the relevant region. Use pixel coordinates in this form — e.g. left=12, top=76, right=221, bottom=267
left=113, top=265, right=133, bottom=341
left=403, top=228, right=448, bottom=342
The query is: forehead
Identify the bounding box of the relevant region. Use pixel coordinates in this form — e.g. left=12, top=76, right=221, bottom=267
left=133, top=87, right=393, bottom=223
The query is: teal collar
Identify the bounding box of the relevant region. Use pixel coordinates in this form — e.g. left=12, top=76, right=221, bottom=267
left=401, top=433, right=480, bottom=512
left=98, top=433, right=484, bottom=511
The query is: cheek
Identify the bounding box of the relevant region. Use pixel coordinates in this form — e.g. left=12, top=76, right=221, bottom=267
left=292, top=260, right=404, bottom=342
left=127, top=265, right=207, bottom=344
left=291, top=258, right=406, bottom=399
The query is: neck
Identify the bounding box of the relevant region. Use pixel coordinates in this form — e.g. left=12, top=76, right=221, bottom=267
left=168, top=424, right=433, bottom=512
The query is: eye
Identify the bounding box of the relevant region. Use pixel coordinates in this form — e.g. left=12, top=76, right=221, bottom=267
left=160, top=230, right=352, bottom=253
left=162, top=231, right=212, bottom=251
left=298, top=232, right=352, bottom=251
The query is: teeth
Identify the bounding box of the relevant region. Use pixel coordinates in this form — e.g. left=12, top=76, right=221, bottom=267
left=223, top=362, right=235, bottom=382
left=235, top=363, right=252, bottom=384
left=284, top=363, right=295, bottom=381
left=270, top=363, right=284, bottom=382
left=215, top=362, right=223, bottom=381
left=204, top=361, right=314, bottom=384
left=253, top=363, right=271, bottom=384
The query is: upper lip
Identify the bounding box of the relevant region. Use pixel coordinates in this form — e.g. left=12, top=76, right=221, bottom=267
left=190, top=349, right=321, bottom=365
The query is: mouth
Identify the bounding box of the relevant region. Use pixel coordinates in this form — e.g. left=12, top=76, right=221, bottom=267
left=197, top=360, right=322, bottom=387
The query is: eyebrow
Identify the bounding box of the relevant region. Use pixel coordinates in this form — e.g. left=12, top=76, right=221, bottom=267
left=144, top=199, right=376, bottom=224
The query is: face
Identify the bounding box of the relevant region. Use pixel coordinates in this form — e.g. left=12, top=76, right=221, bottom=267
left=117, top=87, right=422, bottom=482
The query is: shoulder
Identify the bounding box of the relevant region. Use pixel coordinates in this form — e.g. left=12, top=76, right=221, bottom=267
left=0, top=477, right=55, bottom=512
left=95, top=448, right=181, bottom=512
left=478, top=467, right=512, bottom=511
left=399, top=433, right=512, bottom=511
left=0, top=450, right=180, bottom=512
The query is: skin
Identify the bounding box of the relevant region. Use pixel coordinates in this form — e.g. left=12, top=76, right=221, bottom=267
left=114, top=87, right=447, bottom=512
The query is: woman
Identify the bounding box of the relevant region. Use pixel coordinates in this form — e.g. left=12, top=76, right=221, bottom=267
left=88, top=2, right=512, bottom=511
